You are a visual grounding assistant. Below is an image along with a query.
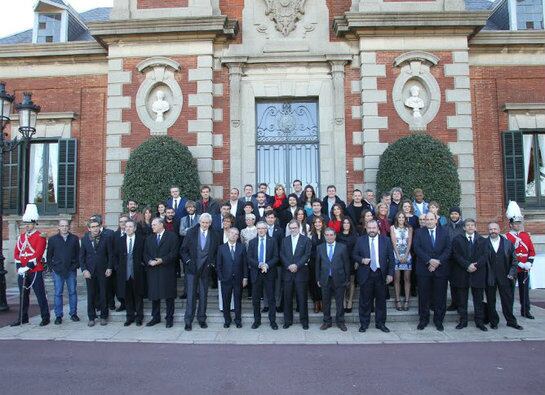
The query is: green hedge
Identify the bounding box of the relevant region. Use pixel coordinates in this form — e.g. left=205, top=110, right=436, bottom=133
left=121, top=136, right=201, bottom=208
left=376, top=134, right=461, bottom=215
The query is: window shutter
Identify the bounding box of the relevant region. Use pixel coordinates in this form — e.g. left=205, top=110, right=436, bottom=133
left=57, top=139, right=77, bottom=213
left=502, top=130, right=526, bottom=205
left=2, top=146, right=20, bottom=213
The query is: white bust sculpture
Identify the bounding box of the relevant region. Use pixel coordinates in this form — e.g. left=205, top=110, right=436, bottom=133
left=404, top=85, right=425, bottom=118
left=152, top=90, right=170, bottom=122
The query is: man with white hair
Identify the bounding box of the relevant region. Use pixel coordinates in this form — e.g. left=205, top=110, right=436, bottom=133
left=181, top=212, right=220, bottom=331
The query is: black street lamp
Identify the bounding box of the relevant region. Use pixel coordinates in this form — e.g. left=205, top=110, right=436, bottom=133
left=0, top=82, right=40, bottom=312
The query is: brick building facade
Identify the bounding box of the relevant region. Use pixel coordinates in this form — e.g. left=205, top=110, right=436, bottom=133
left=1, top=0, right=544, bottom=255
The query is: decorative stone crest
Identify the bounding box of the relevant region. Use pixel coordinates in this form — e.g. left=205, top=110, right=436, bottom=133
left=135, top=57, right=183, bottom=135
left=264, top=0, right=307, bottom=37
left=392, top=51, right=441, bottom=132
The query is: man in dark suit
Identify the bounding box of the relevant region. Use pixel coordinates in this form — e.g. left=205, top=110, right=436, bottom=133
left=281, top=219, right=312, bottom=329
left=280, top=194, right=299, bottom=229
left=216, top=228, right=248, bottom=328
left=451, top=218, right=488, bottom=331
left=144, top=217, right=179, bottom=328
left=80, top=217, right=114, bottom=327
left=46, top=219, right=80, bottom=324
left=247, top=221, right=279, bottom=329
left=114, top=220, right=146, bottom=326
left=264, top=210, right=285, bottom=312
left=413, top=212, right=452, bottom=331
left=180, top=213, right=220, bottom=330
left=166, top=185, right=188, bottom=221
left=352, top=220, right=394, bottom=333
left=254, top=191, right=269, bottom=222
left=316, top=228, right=351, bottom=331
left=228, top=188, right=245, bottom=218
left=110, top=215, right=129, bottom=312
left=485, top=222, right=523, bottom=330
left=239, top=184, right=255, bottom=206
left=321, top=185, right=346, bottom=218
left=212, top=202, right=231, bottom=232
left=306, top=199, right=329, bottom=226
left=196, top=185, right=220, bottom=215
left=252, top=182, right=273, bottom=206
left=446, top=206, right=465, bottom=311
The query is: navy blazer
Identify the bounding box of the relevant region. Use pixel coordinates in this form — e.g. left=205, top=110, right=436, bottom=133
left=79, top=231, right=113, bottom=275
left=315, top=242, right=350, bottom=288
left=166, top=197, right=188, bottom=220
left=247, top=235, right=279, bottom=283
left=216, top=242, right=248, bottom=284
left=413, top=226, right=451, bottom=278
left=352, top=234, right=395, bottom=285
left=46, top=233, right=80, bottom=276
left=451, top=232, right=488, bottom=289
left=280, top=234, right=312, bottom=283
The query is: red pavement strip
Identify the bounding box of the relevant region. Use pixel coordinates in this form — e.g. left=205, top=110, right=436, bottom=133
left=0, top=340, right=543, bottom=395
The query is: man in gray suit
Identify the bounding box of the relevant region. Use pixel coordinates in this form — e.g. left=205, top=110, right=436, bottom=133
left=180, top=213, right=219, bottom=331
left=315, top=228, right=351, bottom=331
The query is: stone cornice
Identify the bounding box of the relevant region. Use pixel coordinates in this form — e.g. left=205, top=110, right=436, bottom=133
left=88, top=16, right=238, bottom=46
left=334, top=11, right=490, bottom=38
left=0, top=41, right=106, bottom=59
left=502, top=103, right=545, bottom=112
left=470, top=30, right=545, bottom=46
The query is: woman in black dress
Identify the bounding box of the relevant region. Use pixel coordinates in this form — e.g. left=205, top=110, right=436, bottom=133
left=308, top=216, right=326, bottom=313
left=142, top=206, right=154, bottom=236
left=337, top=217, right=358, bottom=313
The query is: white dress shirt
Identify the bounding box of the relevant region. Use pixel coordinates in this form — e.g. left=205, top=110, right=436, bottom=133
left=368, top=236, right=380, bottom=269
left=490, top=236, right=500, bottom=253
left=230, top=200, right=239, bottom=216
left=291, top=234, right=299, bottom=255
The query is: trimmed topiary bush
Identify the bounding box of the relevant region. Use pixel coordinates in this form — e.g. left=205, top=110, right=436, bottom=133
left=121, top=136, right=200, bottom=208
left=376, top=134, right=461, bottom=215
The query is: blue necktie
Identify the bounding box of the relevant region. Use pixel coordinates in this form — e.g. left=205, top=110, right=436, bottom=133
left=156, top=234, right=161, bottom=246
left=230, top=245, right=235, bottom=261
left=328, top=244, right=334, bottom=276
left=259, top=237, right=265, bottom=263
left=200, top=231, right=206, bottom=250
left=430, top=230, right=435, bottom=247
left=370, top=237, right=378, bottom=272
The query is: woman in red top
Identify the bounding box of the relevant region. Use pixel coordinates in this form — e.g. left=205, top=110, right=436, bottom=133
left=327, top=203, right=345, bottom=234
left=272, top=184, right=288, bottom=216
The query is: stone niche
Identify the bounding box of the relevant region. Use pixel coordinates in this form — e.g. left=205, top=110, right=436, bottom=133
left=392, top=51, right=441, bottom=132
left=135, top=57, right=183, bottom=135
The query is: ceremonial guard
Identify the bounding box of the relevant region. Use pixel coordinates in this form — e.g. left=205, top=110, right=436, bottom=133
left=505, top=201, right=536, bottom=320
left=11, top=204, right=50, bottom=327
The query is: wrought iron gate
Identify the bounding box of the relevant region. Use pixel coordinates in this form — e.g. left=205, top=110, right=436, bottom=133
left=256, top=101, right=320, bottom=195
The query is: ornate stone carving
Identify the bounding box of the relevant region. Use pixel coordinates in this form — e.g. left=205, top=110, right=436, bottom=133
left=152, top=90, right=170, bottom=122
left=264, top=0, right=307, bottom=37
left=404, top=85, right=425, bottom=119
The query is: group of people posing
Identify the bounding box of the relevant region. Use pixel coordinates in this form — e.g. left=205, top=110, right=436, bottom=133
left=12, top=181, right=536, bottom=334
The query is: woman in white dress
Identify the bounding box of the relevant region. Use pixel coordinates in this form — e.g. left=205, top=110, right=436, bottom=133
left=390, top=211, right=413, bottom=311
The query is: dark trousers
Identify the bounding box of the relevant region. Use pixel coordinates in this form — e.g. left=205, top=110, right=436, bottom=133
left=455, top=286, right=485, bottom=325
left=151, top=299, right=174, bottom=321
left=359, top=270, right=386, bottom=327
left=85, top=274, right=108, bottom=320
left=308, top=260, right=322, bottom=303
left=125, top=277, right=144, bottom=322
left=486, top=283, right=517, bottom=326
left=252, top=273, right=276, bottom=324
left=517, top=271, right=531, bottom=315
left=221, top=280, right=242, bottom=325
left=185, top=270, right=209, bottom=325
left=106, top=269, right=124, bottom=308
left=17, top=271, right=50, bottom=321
left=418, top=275, right=448, bottom=325
left=283, top=279, right=308, bottom=326
left=322, top=279, right=346, bottom=324
left=449, top=284, right=459, bottom=308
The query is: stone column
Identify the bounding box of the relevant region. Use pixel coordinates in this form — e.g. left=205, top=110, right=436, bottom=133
left=227, top=62, right=244, bottom=189
left=329, top=59, right=348, bottom=199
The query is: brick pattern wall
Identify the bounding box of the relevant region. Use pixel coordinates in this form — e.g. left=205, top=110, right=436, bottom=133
left=471, top=66, right=545, bottom=233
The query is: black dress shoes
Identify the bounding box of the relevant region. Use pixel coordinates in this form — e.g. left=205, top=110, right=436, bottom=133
left=135, top=320, right=142, bottom=326
left=337, top=323, right=348, bottom=332
left=199, top=322, right=208, bottom=329
left=223, top=323, right=230, bottom=328
left=262, top=307, right=269, bottom=313
left=10, top=319, right=29, bottom=327
left=447, top=304, right=457, bottom=312
left=490, top=323, right=498, bottom=329
left=184, top=324, right=192, bottom=331
left=124, top=320, right=134, bottom=327
left=358, top=326, right=367, bottom=333
left=166, top=321, right=173, bottom=328
left=523, top=313, right=535, bottom=320
left=302, top=324, right=309, bottom=330
left=376, top=324, right=390, bottom=333
left=251, top=322, right=261, bottom=329
left=54, top=317, right=62, bottom=325
left=476, top=324, right=488, bottom=332
left=236, top=323, right=242, bottom=328
left=70, top=314, right=80, bottom=322
left=146, top=319, right=160, bottom=327
left=270, top=322, right=278, bottom=330
left=507, top=323, right=523, bottom=330
left=39, top=318, right=50, bottom=327
left=435, top=323, right=444, bottom=332
left=320, top=323, right=332, bottom=330
left=115, top=305, right=126, bottom=312
left=276, top=307, right=283, bottom=313
left=283, top=323, right=291, bottom=329
left=417, top=322, right=427, bottom=330
left=455, top=322, right=467, bottom=330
